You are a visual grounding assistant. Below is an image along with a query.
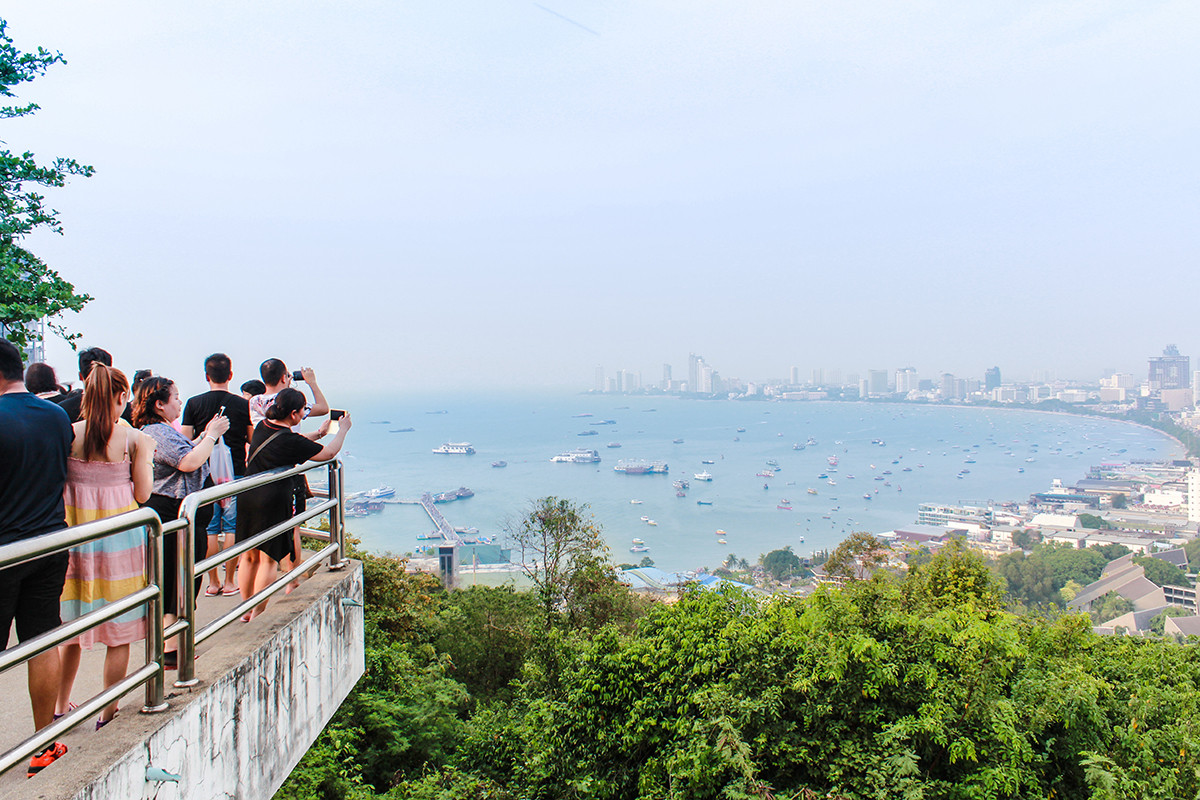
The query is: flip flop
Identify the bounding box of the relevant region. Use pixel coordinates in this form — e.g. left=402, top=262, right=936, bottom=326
left=222, top=586, right=240, bottom=596
left=204, top=585, right=221, bottom=597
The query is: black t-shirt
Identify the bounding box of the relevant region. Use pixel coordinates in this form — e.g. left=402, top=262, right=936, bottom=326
left=0, top=393, right=72, bottom=545
left=182, top=390, right=252, bottom=475
left=57, top=389, right=132, bottom=425
left=245, top=421, right=323, bottom=476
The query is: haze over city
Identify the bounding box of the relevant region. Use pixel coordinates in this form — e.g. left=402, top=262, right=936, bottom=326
left=6, top=2, right=1198, bottom=393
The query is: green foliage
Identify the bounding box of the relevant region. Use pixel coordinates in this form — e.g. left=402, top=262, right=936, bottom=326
left=1110, top=493, right=1128, bottom=509
left=508, top=497, right=606, bottom=626
left=1183, top=537, right=1200, bottom=573
left=995, top=542, right=1109, bottom=608
left=1077, top=513, right=1112, bottom=530
left=1093, top=543, right=1131, bottom=562
left=432, top=586, right=539, bottom=702
left=0, top=19, right=93, bottom=349
left=761, top=546, right=801, bottom=581
left=1010, top=528, right=1036, bottom=550
left=1133, top=555, right=1191, bottom=588
left=1089, top=591, right=1134, bottom=625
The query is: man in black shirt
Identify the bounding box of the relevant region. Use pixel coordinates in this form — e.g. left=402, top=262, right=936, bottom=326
left=0, top=339, right=72, bottom=773
left=181, top=353, right=254, bottom=596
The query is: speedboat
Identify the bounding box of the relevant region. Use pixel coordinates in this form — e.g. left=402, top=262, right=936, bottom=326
left=491, top=460, right=507, bottom=468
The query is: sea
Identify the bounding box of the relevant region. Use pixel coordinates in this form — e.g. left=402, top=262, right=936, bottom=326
left=332, top=393, right=1181, bottom=573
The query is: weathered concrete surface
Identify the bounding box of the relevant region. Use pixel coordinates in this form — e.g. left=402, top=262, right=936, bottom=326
left=4, top=560, right=364, bottom=800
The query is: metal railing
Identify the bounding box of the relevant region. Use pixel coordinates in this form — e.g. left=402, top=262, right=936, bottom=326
left=0, top=458, right=345, bottom=774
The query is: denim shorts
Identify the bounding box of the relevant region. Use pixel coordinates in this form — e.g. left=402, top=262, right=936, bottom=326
left=207, top=497, right=238, bottom=537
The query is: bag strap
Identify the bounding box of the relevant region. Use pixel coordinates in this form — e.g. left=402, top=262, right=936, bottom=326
left=247, top=430, right=285, bottom=467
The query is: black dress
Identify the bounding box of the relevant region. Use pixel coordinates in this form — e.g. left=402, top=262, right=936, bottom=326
left=236, top=422, right=322, bottom=564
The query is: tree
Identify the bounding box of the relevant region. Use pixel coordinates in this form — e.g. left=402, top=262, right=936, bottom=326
left=1110, top=493, right=1128, bottom=509
left=1012, top=528, right=1037, bottom=549
left=823, top=531, right=890, bottom=582
left=0, top=19, right=93, bottom=350
left=761, top=546, right=801, bottom=581
left=1077, top=513, right=1112, bottom=530
left=507, top=497, right=606, bottom=627
left=1149, top=606, right=1190, bottom=636
left=1133, top=555, right=1191, bottom=588
left=1089, top=591, right=1134, bottom=625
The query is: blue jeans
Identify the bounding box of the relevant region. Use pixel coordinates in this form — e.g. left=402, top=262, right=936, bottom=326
left=207, top=497, right=237, bottom=536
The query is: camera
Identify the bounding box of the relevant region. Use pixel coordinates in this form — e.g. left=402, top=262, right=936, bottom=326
left=292, top=370, right=304, bottom=382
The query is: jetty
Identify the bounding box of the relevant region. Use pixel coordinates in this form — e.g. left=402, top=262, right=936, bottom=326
left=397, top=492, right=467, bottom=546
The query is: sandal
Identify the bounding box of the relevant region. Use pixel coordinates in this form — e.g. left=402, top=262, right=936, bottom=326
left=204, top=585, right=221, bottom=597
left=95, top=710, right=117, bottom=731
left=222, top=586, right=240, bottom=596
left=53, top=702, right=78, bottom=721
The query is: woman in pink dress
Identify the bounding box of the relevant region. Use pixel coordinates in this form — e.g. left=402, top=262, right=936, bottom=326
left=56, top=365, right=155, bottom=728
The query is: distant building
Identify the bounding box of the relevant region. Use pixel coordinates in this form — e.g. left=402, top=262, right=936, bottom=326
left=1149, top=344, right=1190, bottom=390
left=917, top=503, right=994, bottom=527
left=811, top=367, right=824, bottom=386
left=1188, top=469, right=1200, bottom=523
left=895, top=367, right=918, bottom=394
left=661, top=363, right=672, bottom=390
left=940, top=373, right=957, bottom=400
left=867, top=369, right=889, bottom=396
left=984, top=366, right=1001, bottom=391
left=594, top=365, right=605, bottom=392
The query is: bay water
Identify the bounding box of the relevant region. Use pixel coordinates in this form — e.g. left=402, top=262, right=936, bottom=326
left=334, top=394, right=1180, bottom=572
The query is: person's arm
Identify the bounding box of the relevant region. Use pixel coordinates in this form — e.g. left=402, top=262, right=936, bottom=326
left=130, top=431, right=156, bottom=503
left=303, top=418, right=331, bottom=442
left=312, top=414, right=351, bottom=461
left=177, top=415, right=230, bottom=472
left=301, top=367, right=329, bottom=417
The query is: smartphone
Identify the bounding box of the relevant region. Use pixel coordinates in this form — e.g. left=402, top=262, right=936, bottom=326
left=329, top=409, right=345, bottom=435
left=292, top=370, right=304, bottom=382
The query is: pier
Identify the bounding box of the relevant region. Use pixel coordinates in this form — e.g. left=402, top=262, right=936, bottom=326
left=396, top=493, right=466, bottom=546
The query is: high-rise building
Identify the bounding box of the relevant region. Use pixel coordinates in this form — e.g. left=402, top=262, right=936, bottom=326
left=895, top=367, right=917, bottom=394
left=698, top=364, right=714, bottom=393
left=662, top=363, right=672, bottom=390
left=828, top=369, right=843, bottom=387
left=868, top=369, right=889, bottom=396
left=941, top=373, right=956, bottom=399
left=811, top=368, right=824, bottom=386
left=1193, top=371, right=1200, bottom=406
left=790, top=366, right=801, bottom=385
left=984, top=366, right=1001, bottom=391
left=594, top=365, right=605, bottom=392
left=689, top=353, right=703, bottom=393
left=1149, top=345, right=1189, bottom=390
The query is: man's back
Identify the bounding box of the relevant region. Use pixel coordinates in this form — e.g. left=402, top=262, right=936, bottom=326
left=0, top=393, right=72, bottom=544
left=182, top=390, right=252, bottom=475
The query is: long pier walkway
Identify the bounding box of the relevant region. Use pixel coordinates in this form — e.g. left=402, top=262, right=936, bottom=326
left=396, top=493, right=465, bottom=546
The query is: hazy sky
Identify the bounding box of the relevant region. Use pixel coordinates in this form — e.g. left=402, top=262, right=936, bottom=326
left=7, top=1, right=1198, bottom=395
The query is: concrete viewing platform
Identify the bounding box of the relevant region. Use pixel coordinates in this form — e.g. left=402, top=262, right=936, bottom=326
left=0, top=558, right=364, bottom=800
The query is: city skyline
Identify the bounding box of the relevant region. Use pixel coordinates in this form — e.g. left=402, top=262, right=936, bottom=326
left=7, top=3, right=1198, bottom=392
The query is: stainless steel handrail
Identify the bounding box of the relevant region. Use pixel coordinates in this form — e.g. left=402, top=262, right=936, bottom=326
left=0, top=507, right=167, bottom=774
left=0, top=457, right=347, bottom=776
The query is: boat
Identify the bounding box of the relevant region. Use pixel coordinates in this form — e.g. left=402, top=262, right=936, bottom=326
left=614, top=459, right=669, bottom=474
left=827, top=479, right=836, bottom=486
left=806, top=437, right=817, bottom=446
left=715, top=529, right=726, bottom=535
left=827, top=456, right=839, bottom=467
left=572, top=413, right=593, bottom=418
left=807, top=488, right=818, bottom=495
left=630, top=499, right=643, bottom=504
left=365, top=485, right=395, bottom=499
left=792, top=443, right=805, bottom=450
left=672, top=479, right=689, bottom=490
left=777, top=504, right=792, bottom=510
left=433, top=442, right=475, bottom=454
left=578, top=430, right=599, bottom=436
left=672, top=438, right=684, bottom=444
left=676, top=490, right=686, bottom=497
left=697, top=500, right=713, bottom=505
left=863, top=493, right=872, bottom=500
left=389, top=427, right=415, bottom=433
left=607, top=442, right=622, bottom=448
left=640, top=515, right=649, bottom=522
left=590, top=419, right=616, bottom=425
left=694, top=471, right=713, bottom=481
left=717, top=538, right=727, bottom=544
left=551, top=448, right=601, bottom=463
left=646, top=519, right=658, bottom=526
left=432, top=487, right=474, bottom=503
left=755, top=470, right=775, bottom=478
left=736, top=427, right=746, bottom=433
left=415, top=532, right=443, bottom=540
left=492, top=460, right=507, bottom=468
left=701, top=459, right=715, bottom=465
left=630, top=545, right=650, bottom=553
left=766, top=459, right=780, bottom=468
left=632, top=537, right=645, bottom=545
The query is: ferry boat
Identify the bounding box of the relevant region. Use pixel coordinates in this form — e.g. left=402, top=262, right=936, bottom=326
left=432, top=487, right=474, bottom=503
left=551, top=448, right=601, bottom=463
left=365, top=485, right=395, bottom=499
left=433, top=442, right=475, bottom=454
left=614, top=459, right=669, bottom=474
left=693, top=470, right=714, bottom=481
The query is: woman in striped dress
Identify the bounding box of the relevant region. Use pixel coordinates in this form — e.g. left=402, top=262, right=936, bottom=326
left=56, top=365, right=155, bottom=728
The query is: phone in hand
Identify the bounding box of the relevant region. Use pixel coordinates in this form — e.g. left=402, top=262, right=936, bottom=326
left=329, top=409, right=345, bottom=436
left=292, top=370, right=304, bottom=382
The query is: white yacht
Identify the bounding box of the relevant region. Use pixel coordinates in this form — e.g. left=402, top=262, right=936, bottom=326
left=694, top=470, right=713, bottom=481
left=550, top=448, right=601, bottom=463
left=432, top=442, right=475, bottom=454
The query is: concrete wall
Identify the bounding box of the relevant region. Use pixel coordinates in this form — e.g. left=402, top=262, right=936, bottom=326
left=71, top=563, right=364, bottom=800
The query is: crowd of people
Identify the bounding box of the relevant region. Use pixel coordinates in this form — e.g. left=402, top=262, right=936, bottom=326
left=0, top=338, right=352, bottom=778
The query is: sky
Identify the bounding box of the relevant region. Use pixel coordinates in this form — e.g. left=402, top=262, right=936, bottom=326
left=5, top=1, right=1199, bottom=395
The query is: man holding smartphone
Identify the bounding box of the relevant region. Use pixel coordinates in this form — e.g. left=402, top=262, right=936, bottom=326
left=181, top=353, right=254, bottom=596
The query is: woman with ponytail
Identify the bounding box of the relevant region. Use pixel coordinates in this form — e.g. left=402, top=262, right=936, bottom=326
left=56, top=364, right=156, bottom=728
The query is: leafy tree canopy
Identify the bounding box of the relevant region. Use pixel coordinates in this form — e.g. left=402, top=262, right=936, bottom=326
left=1133, top=555, right=1192, bottom=588
left=0, top=18, right=93, bottom=350
left=761, top=545, right=801, bottom=581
